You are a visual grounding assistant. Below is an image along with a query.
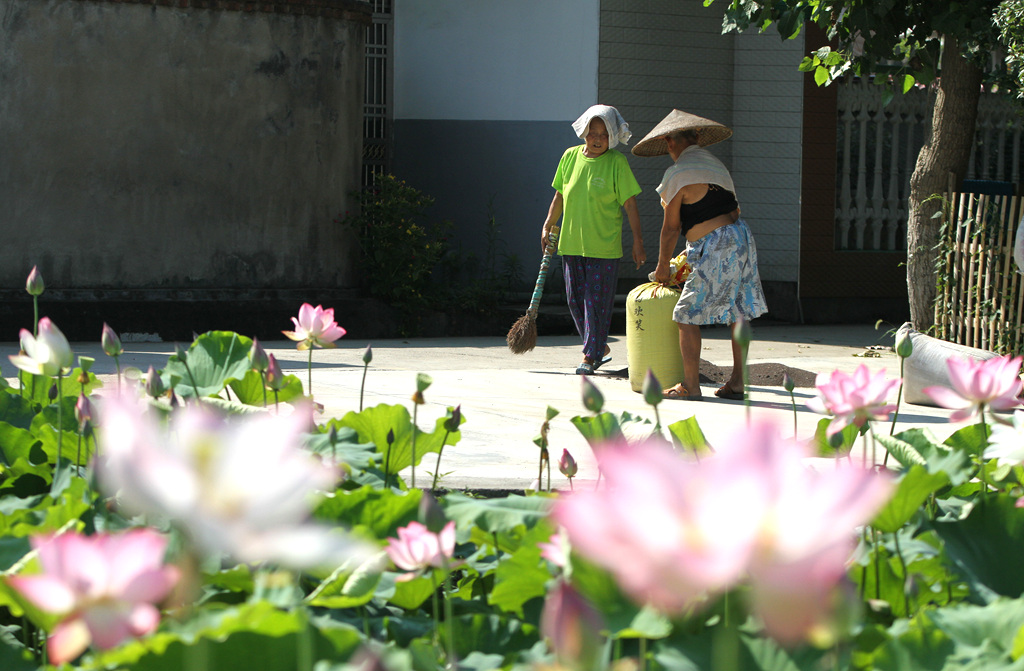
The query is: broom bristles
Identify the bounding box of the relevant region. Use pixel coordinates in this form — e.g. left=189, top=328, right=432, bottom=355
left=506, top=314, right=538, bottom=354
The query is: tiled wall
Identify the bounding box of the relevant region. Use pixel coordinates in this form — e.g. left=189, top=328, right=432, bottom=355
left=598, top=1, right=803, bottom=294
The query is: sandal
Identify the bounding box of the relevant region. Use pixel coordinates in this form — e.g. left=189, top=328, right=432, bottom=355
left=576, top=362, right=595, bottom=375
left=662, top=383, right=703, bottom=401
left=592, top=354, right=613, bottom=371
left=714, top=385, right=745, bottom=401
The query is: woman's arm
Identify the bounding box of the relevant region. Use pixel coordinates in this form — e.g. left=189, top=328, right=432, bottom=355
left=623, top=196, right=645, bottom=268
left=654, top=189, right=685, bottom=283
left=541, top=191, right=563, bottom=253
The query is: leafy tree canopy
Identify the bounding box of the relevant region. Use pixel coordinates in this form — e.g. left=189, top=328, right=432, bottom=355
left=708, top=0, right=1005, bottom=95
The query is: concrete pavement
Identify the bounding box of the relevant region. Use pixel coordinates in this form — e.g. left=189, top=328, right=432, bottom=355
left=1, top=323, right=961, bottom=490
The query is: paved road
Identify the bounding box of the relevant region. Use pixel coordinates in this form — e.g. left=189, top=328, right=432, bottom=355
left=1, top=323, right=959, bottom=490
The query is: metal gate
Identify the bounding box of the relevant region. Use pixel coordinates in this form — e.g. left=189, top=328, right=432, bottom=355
left=363, top=0, right=393, bottom=186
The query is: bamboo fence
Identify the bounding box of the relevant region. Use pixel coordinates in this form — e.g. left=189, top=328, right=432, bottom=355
left=934, top=191, right=1024, bottom=354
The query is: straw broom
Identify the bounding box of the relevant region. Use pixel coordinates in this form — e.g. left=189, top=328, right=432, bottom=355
left=507, top=226, right=559, bottom=353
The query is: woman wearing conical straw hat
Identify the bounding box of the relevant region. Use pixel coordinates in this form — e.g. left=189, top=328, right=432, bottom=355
left=542, top=105, right=646, bottom=375
left=632, top=109, right=767, bottom=400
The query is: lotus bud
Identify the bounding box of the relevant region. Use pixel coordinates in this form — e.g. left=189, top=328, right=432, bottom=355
left=438, top=406, right=461, bottom=435
left=558, top=449, right=578, bottom=479
left=581, top=376, right=603, bottom=413
left=48, top=382, right=58, bottom=401
left=249, top=337, right=269, bottom=373
left=895, top=330, right=913, bottom=359
left=75, top=394, right=93, bottom=431
left=144, top=366, right=166, bottom=398
left=540, top=580, right=604, bottom=669
left=362, top=344, right=373, bottom=365
left=733, top=317, right=752, bottom=349
left=25, top=265, right=44, bottom=296
left=265, top=354, right=285, bottom=391
left=173, top=343, right=188, bottom=362
left=418, top=493, right=448, bottom=533
left=387, top=428, right=395, bottom=446
left=101, top=323, right=123, bottom=358
left=783, top=371, right=795, bottom=393
left=642, top=368, right=662, bottom=406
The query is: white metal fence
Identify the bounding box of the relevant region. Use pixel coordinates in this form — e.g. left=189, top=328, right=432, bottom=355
left=835, top=78, right=1024, bottom=252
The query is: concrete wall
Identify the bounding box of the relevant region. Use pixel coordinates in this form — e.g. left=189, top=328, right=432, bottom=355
left=391, top=0, right=599, bottom=284
left=0, top=0, right=366, bottom=291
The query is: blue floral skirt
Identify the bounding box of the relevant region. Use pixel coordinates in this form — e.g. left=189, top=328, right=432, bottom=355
left=673, top=219, right=768, bottom=325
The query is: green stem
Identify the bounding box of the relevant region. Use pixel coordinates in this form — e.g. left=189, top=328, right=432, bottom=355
left=260, top=371, right=268, bottom=408
left=360, top=361, right=369, bottom=411
left=115, top=356, right=122, bottom=392
left=307, top=348, right=313, bottom=398
left=32, top=297, right=38, bottom=337
left=55, top=373, right=63, bottom=473
left=411, top=405, right=418, bottom=489
left=653, top=405, right=662, bottom=432
left=182, top=358, right=199, bottom=400
left=639, top=637, right=648, bottom=671
left=432, top=430, right=450, bottom=490
left=297, top=610, right=313, bottom=671
left=980, top=403, right=990, bottom=499
left=788, top=389, right=797, bottom=437
left=894, top=530, right=910, bottom=616
left=431, top=573, right=441, bottom=648
left=885, top=358, right=906, bottom=467
left=873, top=527, right=881, bottom=600
left=443, top=568, right=456, bottom=668
left=76, top=431, right=82, bottom=473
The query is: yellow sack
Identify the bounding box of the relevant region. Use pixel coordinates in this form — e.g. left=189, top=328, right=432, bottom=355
left=626, top=282, right=684, bottom=393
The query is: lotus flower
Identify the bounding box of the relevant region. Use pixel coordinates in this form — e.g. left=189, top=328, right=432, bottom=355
left=806, top=365, right=900, bottom=436
left=924, top=355, right=1023, bottom=422
left=553, top=421, right=892, bottom=644
left=25, top=265, right=44, bottom=296
left=282, top=303, right=346, bottom=350
left=95, top=396, right=369, bottom=569
left=537, top=529, right=569, bottom=569
left=984, top=409, right=1024, bottom=466
left=540, top=579, right=604, bottom=668
left=6, top=529, right=179, bottom=664
left=101, top=323, right=123, bottom=358
left=385, top=521, right=455, bottom=580
left=9, top=317, right=73, bottom=377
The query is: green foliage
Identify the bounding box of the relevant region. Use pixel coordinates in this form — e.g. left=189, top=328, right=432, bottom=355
left=163, top=331, right=254, bottom=398
left=341, top=174, right=452, bottom=311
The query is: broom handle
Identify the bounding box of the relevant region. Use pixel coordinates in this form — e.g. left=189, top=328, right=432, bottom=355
left=527, top=226, right=559, bottom=319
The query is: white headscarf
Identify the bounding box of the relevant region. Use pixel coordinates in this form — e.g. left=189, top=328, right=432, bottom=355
left=571, top=105, right=632, bottom=149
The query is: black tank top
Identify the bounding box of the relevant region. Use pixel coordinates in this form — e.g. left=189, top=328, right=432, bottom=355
left=679, top=184, right=738, bottom=235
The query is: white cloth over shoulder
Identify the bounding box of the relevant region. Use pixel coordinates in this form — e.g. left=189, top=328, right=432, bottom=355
left=656, top=145, right=736, bottom=207
left=572, top=105, right=632, bottom=149
left=1015, top=215, right=1024, bottom=274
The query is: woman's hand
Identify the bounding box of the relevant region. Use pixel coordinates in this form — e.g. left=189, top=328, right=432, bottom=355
left=653, top=262, right=671, bottom=284
left=541, top=226, right=553, bottom=254
left=632, top=241, right=646, bottom=269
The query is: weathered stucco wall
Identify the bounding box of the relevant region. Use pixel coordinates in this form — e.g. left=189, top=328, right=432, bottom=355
left=0, top=0, right=366, bottom=291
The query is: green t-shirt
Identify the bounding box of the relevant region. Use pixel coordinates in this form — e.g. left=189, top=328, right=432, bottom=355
left=552, top=146, right=641, bottom=259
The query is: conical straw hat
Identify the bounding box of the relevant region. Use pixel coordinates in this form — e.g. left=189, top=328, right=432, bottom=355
left=631, top=109, right=733, bottom=157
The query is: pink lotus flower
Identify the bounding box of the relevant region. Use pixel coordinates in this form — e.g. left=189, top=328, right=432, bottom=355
left=96, top=396, right=369, bottom=569
left=537, top=529, right=569, bottom=569
left=540, top=579, right=604, bottom=668
left=551, top=437, right=762, bottom=613
left=101, top=323, right=123, bottom=358
left=26, top=265, right=45, bottom=296
left=558, top=449, right=578, bottom=479
left=806, top=365, right=900, bottom=436
left=385, top=521, right=456, bottom=580
left=553, top=422, right=892, bottom=644
left=6, top=529, right=179, bottom=664
left=9, top=317, right=73, bottom=377
left=924, top=355, right=1023, bottom=422
left=282, top=303, right=346, bottom=350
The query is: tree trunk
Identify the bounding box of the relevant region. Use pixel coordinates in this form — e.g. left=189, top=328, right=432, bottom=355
left=907, top=36, right=983, bottom=331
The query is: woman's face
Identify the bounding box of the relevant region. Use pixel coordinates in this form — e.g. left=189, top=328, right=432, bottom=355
left=584, top=118, right=609, bottom=156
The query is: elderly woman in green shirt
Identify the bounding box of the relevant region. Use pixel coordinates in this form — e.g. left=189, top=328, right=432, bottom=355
left=541, top=105, right=646, bottom=375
